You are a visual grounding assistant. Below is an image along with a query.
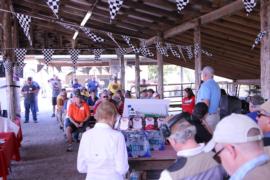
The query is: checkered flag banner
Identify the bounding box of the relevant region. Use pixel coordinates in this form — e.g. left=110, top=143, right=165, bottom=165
left=122, top=35, right=140, bottom=54
left=140, top=40, right=154, bottom=57
left=156, top=41, right=169, bottom=57
left=3, top=60, right=13, bottom=73
left=176, top=0, right=189, bottom=13
left=45, top=0, right=60, bottom=18
left=243, top=0, right=257, bottom=14
left=81, top=27, right=104, bottom=43
left=194, top=43, right=201, bottom=57
left=58, top=22, right=77, bottom=32
left=115, top=48, right=127, bottom=56
left=183, top=46, right=193, bottom=60
left=176, top=45, right=187, bottom=61
left=42, top=49, right=54, bottom=66
left=108, top=0, right=124, bottom=21
left=69, top=49, right=80, bottom=67
left=252, top=31, right=267, bottom=49
left=202, top=49, right=213, bottom=57
left=166, top=43, right=181, bottom=58
left=14, top=48, right=27, bottom=70
left=16, top=13, right=32, bottom=46
left=93, top=49, right=104, bottom=61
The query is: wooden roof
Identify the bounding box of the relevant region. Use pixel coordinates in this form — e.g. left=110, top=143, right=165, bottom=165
left=11, top=0, right=261, bottom=80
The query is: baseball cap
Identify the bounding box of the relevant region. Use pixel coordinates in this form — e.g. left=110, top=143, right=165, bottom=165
left=259, top=100, right=270, bottom=115
left=204, top=113, right=263, bottom=152
left=248, top=95, right=264, bottom=106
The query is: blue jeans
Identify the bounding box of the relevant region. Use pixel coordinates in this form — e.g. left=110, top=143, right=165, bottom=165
left=24, top=100, right=37, bottom=122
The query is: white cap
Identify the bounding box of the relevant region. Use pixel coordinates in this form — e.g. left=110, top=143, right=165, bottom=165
left=204, top=113, right=263, bottom=152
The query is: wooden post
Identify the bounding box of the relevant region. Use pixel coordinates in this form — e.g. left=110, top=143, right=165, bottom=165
left=260, top=0, right=270, bottom=99
left=135, top=54, right=140, bottom=98
left=194, top=22, right=202, bottom=93
left=157, top=35, right=164, bottom=99
left=180, top=66, right=184, bottom=97
left=120, top=55, right=125, bottom=90
left=2, top=0, right=16, bottom=120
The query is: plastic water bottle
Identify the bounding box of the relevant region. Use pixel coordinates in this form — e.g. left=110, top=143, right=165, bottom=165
left=130, top=170, right=140, bottom=180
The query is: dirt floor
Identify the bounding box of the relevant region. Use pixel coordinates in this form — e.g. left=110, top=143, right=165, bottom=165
left=8, top=109, right=85, bottom=180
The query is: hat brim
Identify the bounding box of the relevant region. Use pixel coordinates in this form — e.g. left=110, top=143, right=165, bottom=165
left=204, top=139, right=216, bottom=152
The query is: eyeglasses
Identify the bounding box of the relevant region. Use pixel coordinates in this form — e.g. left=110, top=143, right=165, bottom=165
left=103, top=96, right=108, bottom=98
left=258, top=112, right=270, bottom=118
left=213, top=147, right=225, bottom=164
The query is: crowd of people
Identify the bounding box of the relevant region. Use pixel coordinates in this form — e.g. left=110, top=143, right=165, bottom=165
left=20, top=65, right=270, bottom=180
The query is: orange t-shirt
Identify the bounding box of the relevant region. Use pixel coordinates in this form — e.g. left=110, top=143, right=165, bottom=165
left=68, top=102, right=90, bottom=123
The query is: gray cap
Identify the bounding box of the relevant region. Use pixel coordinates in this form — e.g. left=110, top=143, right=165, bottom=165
left=248, top=95, right=264, bottom=105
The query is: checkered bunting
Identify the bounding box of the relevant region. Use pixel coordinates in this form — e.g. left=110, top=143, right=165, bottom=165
left=252, top=31, right=267, bottom=49
left=166, top=43, right=181, bottom=58
left=69, top=49, right=80, bottom=70
left=176, top=0, right=189, bottom=13
left=3, top=60, right=13, bottom=73
left=122, top=35, right=140, bottom=54
left=184, top=46, right=193, bottom=60
left=194, top=43, right=201, bottom=57
left=80, top=27, right=104, bottom=43
left=201, top=49, right=213, bottom=57
left=108, top=0, right=124, bottom=21
left=45, top=0, right=60, bottom=18
left=16, top=13, right=32, bottom=46
left=243, top=0, right=257, bottom=14
left=176, top=45, right=187, bottom=61
left=115, top=48, right=127, bottom=56
left=140, top=40, right=154, bottom=57
left=14, top=48, right=27, bottom=70
left=156, top=41, right=169, bottom=57
left=42, top=49, right=54, bottom=66
left=93, top=49, right=104, bottom=61
left=58, top=22, right=77, bottom=32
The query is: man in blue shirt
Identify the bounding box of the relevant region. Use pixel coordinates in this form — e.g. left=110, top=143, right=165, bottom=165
left=196, top=66, right=221, bottom=131
left=205, top=114, right=270, bottom=180
left=87, top=77, right=99, bottom=94
left=72, top=78, right=82, bottom=90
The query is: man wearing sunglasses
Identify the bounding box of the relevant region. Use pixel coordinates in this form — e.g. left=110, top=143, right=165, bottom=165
left=205, top=114, right=270, bottom=180
left=256, top=100, right=270, bottom=146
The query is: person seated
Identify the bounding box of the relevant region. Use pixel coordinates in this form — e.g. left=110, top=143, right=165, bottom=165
left=65, top=92, right=91, bottom=152
left=256, top=100, right=270, bottom=146
left=147, top=88, right=155, bottom=99
left=153, top=92, right=161, bottom=99
left=77, top=101, right=129, bottom=180
left=190, top=102, right=212, bottom=143
left=140, top=89, right=148, bottom=99
left=246, top=95, right=264, bottom=122
left=159, top=113, right=226, bottom=180
left=80, top=87, right=90, bottom=101
left=114, top=90, right=125, bottom=115
left=205, top=113, right=270, bottom=180
left=87, top=90, right=99, bottom=107
left=124, top=90, right=132, bottom=98
left=56, top=88, right=68, bottom=130
left=182, top=88, right=195, bottom=115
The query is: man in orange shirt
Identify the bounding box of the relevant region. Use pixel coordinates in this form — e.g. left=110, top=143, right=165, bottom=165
left=65, top=92, right=91, bottom=152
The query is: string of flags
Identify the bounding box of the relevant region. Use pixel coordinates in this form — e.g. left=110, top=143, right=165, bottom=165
left=122, top=35, right=140, bottom=54
left=242, top=0, right=257, bottom=14
left=156, top=41, right=169, bottom=57
left=252, top=31, right=267, bottom=49
left=93, top=49, right=104, bottom=61
left=14, top=48, right=27, bottom=71
left=45, top=0, right=60, bottom=18
left=80, top=27, right=104, bottom=43
left=176, top=0, right=189, bottom=13
left=15, top=13, right=32, bottom=46
left=42, top=49, right=55, bottom=66
left=108, top=0, right=124, bottom=21
left=69, top=49, right=80, bottom=70
left=166, top=43, right=181, bottom=59
left=140, top=40, right=154, bottom=57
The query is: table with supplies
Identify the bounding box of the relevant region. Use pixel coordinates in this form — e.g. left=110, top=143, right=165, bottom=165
left=0, top=132, right=21, bottom=180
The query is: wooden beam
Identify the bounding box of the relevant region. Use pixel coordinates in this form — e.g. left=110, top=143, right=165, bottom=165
left=135, top=54, right=140, bottom=98
left=120, top=55, right=125, bottom=90
left=157, top=35, right=164, bottom=99
left=194, top=23, right=202, bottom=93
left=260, top=0, right=270, bottom=99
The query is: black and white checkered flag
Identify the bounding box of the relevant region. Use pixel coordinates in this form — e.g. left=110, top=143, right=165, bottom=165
left=243, top=0, right=257, bottom=14
left=122, top=35, right=140, bottom=54
left=108, top=0, right=124, bottom=21
left=176, top=0, right=189, bottom=13
left=183, top=46, right=193, bottom=60
left=45, top=0, right=60, bottom=18
left=69, top=49, right=80, bottom=67
left=156, top=41, right=169, bottom=57
left=140, top=40, right=154, bottom=57
left=194, top=43, right=201, bottom=57
left=166, top=43, right=181, bottom=58
left=14, top=48, right=27, bottom=70
left=58, top=22, right=77, bottom=32
left=42, top=49, right=54, bottom=66
left=3, top=60, right=13, bottom=73
left=81, top=27, right=104, bottom=43
left=16, top=13, right=32, bottom=46
left=93, top=49, right=104, bottom=61
left=115, top=48, right=127, bottom=56
left=202, top=49, right=213, bottom=57
left=252, top=31, right=267, bottom=49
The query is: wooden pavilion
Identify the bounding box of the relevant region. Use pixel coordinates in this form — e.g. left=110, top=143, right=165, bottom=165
left=0, top=0, right=270, bottom=120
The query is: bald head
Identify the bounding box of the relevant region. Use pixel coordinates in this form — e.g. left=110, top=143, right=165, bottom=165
left=201, top=66, right=214, bottom=80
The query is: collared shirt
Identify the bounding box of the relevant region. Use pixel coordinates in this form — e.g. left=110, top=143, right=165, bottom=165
left=77, top=123, right=129, bottom=180
left=230, top=154, right=270, bottom=180
left=196, top=79, right=221, bottom=113
left=68, top=102, right=90, bottom=123
left=159, top=144, right=205, bottom=180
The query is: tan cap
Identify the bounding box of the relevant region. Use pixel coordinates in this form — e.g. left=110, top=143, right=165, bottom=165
left=260, top=100, right=270, bottom=116
left=204, top=113, right=263, bottom=152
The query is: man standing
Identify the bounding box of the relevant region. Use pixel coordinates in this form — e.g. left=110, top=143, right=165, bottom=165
left=48, top=75, right=61, bottom=117
left=21, top=77, right=39, bottom=123
left=108, top=76, right=121, bottom=95
left=72, top=78, right=82, bottom=90
left=196, top=66, right=221, bottom=131
left=32, top=80, right=40, bottom=112
left=205, top=114, right=270, bottom=180
left=87, top=77, right=99, bottom=94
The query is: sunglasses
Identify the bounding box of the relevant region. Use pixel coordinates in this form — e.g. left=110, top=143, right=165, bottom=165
left=213, top=147, right=225, bottom=164
left=258, top=112, right=270, bottom=118
left=103, top=96, right=108, bottom=98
